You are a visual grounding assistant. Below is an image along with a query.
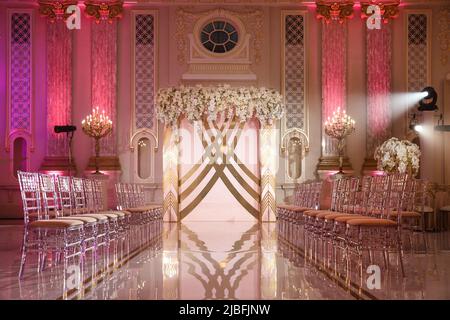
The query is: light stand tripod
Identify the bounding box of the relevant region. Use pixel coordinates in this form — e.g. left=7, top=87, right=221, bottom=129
left=67, top=130, right=74, bottom=177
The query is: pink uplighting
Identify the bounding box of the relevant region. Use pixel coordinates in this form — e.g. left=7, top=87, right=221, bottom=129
left=0, top=0, right=448, bottom=305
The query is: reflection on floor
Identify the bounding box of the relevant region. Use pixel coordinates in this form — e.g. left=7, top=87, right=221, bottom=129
left=0, top=222, right=449, bottom=299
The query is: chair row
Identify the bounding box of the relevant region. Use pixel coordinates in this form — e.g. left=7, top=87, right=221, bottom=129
left=278, top=174, right=430, bottom=282
left=17, top=171, right=162, bottom=280
left=276, top=181, right=323, bottom=222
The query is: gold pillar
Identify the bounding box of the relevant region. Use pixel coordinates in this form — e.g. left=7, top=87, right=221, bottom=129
left=260, top=124, right=277, bottom=221
left=163, top=126, right=179, bottom=222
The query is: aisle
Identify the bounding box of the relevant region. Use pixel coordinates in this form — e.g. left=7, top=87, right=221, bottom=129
left=83, top=222, right=352, bottom=300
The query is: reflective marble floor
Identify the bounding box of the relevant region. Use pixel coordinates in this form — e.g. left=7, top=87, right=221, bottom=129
left=0, top=221, right=450, bottom=300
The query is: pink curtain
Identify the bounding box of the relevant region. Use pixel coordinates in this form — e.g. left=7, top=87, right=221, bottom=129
left=91, top=21, right=117, bottom=156
left=366, top=26, right=392, bottom=157
left=321, top=21, right=347, bottom=156
left=47, top=21, right=72, bottom=157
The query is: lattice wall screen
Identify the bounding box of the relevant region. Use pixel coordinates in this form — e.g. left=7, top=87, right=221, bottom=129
left=407, top=12, right=431, bottom=93
left=282, top=13, right=306, bottom=132
left=133, top=13, right=156, bottom=131
left=131, top=11, right=158, bottom=184
left=9, top=12, right=32, bottom=133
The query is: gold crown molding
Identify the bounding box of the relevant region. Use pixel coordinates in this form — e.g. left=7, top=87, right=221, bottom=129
left=84, top=0, right=123, bottom=23
left=438, top=8, right=450, bottom=66
left=316, top=1, right=354, bottom=23
left=176, top=7, right=263, bottom=65
left=38, top=0, right=78, bottom=22
left=360, top=1, right=399, bottom=22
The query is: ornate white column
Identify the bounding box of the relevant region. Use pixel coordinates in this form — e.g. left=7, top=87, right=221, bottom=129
left=39, top=1, right=76, bottom=173
left=315, top=1, right=354, bottom=176
left=361, top=2, right=399, bottom=173
left=85, top=0, right=123, bottom=172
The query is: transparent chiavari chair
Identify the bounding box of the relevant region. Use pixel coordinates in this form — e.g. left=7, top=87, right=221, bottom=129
left=390, top=178, right=428, bottom=252
left=82, top=179, right=122, bottom=242
left=344, top=174, right=408, bottom=283
left=304, top=179, right=340, bottom=230
left=17, top=171, right=84, bottom=294
left=71, top=177, right=117, bottom=266
left=54, top=175, right=104, bottom=274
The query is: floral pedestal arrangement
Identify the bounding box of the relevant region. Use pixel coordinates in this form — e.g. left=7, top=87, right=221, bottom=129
left=374, top=137, right=421, bottom=176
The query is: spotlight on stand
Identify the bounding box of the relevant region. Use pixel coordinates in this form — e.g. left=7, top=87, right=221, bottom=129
left=418, top=86, right=438, bottom=111
left=54, top=125, right=77, bottom=133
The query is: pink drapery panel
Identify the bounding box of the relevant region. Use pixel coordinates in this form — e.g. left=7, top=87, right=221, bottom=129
left=366, top=26, right=392, bottom=157
left=91, top=21, right=117, bottom=156
left=47, top=21, right=72, bottom=157
left=321, top=21, right=347, bottom=156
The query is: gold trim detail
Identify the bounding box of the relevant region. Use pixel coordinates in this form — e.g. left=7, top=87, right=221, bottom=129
left=84, top=0, right=123, bottom=23
left=316, top=1, right=354, bottom=23
left=178, top=118, right=260, bottom=219
left=176, top=7, right=263, bottom=64
left=38, top=1, right=78, bottom=22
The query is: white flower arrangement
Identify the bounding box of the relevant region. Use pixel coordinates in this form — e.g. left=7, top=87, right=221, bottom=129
left=374, top=137, right=421, bottom=176
left=156, top=85, right=284, bottom=127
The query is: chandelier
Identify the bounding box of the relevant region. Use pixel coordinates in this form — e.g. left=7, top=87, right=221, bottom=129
left=81, top=106, right=113, bottom=174
left=324, top=107, right=355, bottom=174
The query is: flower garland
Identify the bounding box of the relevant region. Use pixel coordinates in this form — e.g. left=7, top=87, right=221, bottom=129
left=374, top=137, right=421, bottom=176
left=156, top=85, right=284, bottom=127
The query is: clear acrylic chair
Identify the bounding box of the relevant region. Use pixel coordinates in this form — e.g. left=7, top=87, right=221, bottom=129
left=17, top=171, right=84, bottom=297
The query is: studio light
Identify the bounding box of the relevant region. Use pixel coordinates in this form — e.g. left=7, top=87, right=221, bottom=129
left=409, top=114, right=424, bottom=133
left=418, top=86, right=438, bottom=111
left=413, top=124, right=424, bottom=133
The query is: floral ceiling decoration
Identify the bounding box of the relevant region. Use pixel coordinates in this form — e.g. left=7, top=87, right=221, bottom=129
left=84, top=0, right=123, bottom=23
left=156, top=85, right=284, bottom=127
left=360, top=1, right=400, bottom=23
left=316, top=1, right=354, bottom=23
left=38, top=0, right=78, bottom=22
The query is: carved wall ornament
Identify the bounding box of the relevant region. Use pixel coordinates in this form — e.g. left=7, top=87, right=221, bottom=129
left=316, top=1, right=354, bottom=23
left=84, top=0, right=123, bottom=23
left=360, top=1, right=400, bottom=23
left=438, top=8, right=450, bottom=66
left=176, top=7, right=263, bottom=66
left=38, top=0, right=78, bottom=22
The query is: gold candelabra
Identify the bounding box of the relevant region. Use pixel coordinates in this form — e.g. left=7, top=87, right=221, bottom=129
left=324, top=107, right=356, bottom=174
left=81, top=107, right=113, bottom=174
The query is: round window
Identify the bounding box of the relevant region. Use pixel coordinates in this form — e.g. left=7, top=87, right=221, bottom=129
left=200, top=21, right=238, bottom=54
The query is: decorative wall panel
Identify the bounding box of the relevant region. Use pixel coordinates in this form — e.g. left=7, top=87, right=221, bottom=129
left=6, top=10, right=33, bottom=154
left=9, top=13, right=32, bottom=132
left=282, top=12, right=306, bottom=131
left=406, top=12, right=431, bottom=93
left=131, top=10, right=158, bottom=183
left=134, top=13, right=156, bottom=130
left=281, top=11, right=308, bottom=183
